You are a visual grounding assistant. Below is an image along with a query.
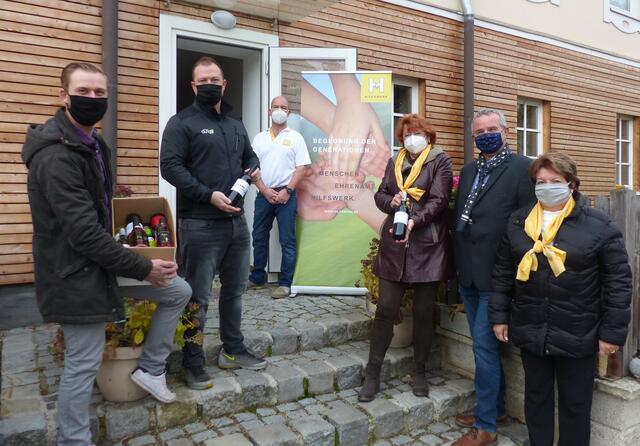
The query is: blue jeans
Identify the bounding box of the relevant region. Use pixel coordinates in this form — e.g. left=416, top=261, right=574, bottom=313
left=249, top=191, right=297, bottom=287
left=459, top=285, right=506, bottom=433
left=179, top=216, right=250, bottom=367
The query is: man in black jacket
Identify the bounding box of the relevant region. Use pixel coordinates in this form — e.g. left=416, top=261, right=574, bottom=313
left=22, top=62, right=191, bottom=446
left=452, top=109, right=536, bottom=446
left=161, top=56, right=265, bottom=390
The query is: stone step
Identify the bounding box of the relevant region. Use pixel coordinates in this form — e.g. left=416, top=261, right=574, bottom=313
left=106, top=371, right=529, bottom=446
left=98, top=340, right=443, bottom=443
left=180, top=293, right=375, bottom=370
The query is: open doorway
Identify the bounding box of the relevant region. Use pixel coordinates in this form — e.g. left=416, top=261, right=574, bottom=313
left=176, top=36, right=261, bottom=133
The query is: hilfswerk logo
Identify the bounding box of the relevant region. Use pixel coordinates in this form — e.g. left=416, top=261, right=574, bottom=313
left=368, top=77, right=385, bottom=94
left=360, top=73, right=392, bottom=103
left=201, top=129, right=215, bottom=135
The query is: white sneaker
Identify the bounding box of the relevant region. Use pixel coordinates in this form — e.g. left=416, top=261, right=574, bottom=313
left=131, top=369, right=176, bottom=403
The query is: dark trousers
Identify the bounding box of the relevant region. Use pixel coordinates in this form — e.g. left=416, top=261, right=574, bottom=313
left=521, top=349, right=597, bottom=446
left=372, top=279, right=438, bottom=372
left=249, top=191, right=297, bottom=287
left=179, top=216, right=251, bottom=368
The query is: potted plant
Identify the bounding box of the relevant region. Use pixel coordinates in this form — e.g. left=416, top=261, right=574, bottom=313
left=355, top=238, right=414, bottom=348
left=51, top=299, right=201, bottom=402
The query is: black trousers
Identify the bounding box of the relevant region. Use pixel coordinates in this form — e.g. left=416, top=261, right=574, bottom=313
left=521, top=349, right=597, bottom=446
left=374, top=279, right=438, bottom=373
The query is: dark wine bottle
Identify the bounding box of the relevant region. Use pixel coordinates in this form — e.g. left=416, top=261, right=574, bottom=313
left=125, top=213, right=148, bottom=247
left=227, top=166, right=257, bottom=207
left=156, top=217, right=172, bottom=247
left=393, top=196, right=409, bottom=241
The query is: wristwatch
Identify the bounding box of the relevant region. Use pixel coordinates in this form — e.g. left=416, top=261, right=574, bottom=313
left=285, top=186, right=294, bottom=195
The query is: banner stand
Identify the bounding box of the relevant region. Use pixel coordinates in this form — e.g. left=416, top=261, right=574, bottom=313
left=290, top=286, right=368, bottom=297
left=291, top=71, right=393, bottom=296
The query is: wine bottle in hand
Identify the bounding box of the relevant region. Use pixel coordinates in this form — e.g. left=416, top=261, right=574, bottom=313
left=393, top=193, right=409, bottom=241
left=227, top=166, right=257, bottom=207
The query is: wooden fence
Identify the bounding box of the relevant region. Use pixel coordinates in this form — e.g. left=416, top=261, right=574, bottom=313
left=595, top=189, right=640, bottom=379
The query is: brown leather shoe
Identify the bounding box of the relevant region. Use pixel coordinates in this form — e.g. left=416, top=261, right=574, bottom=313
left=452, top=428, right=497, bottom=446
left=455, top=410, right=509, bottom=428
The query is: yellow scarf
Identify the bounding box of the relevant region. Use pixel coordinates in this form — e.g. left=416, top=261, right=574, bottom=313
left=516, top=196, right=575, bottom=282
left=394, top=145, right=431, bottom=202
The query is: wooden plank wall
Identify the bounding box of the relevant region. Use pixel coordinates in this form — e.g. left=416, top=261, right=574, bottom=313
left=0, top=0, right=639, bottom=285
left=278, top=0, right=466, bottom=167
left=474, top=27, right=640, bottom=197
left=0, top=0, right=103, bottom=284
left=0, top=0, right=273, bottom=285
left=279, top=0, right=640, bottom=197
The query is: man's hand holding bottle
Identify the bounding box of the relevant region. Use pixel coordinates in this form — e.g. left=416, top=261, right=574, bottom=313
left=210, top=191, right=241, bottom=213
left=210, top=167, right=261, bottom=213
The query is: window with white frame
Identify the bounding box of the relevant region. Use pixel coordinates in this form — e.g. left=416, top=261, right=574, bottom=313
left=605, top=0, right=640, bottom=33
left=392, top=76, right=419, bottom=152
left=610, top=0, right=640, bottom=17
left=517, top=99, right=543, bottom=158
left=616, top=116, right=633, bottom=187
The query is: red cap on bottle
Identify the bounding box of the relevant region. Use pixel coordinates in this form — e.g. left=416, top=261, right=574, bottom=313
left=149, top=213, right=166, bottom=229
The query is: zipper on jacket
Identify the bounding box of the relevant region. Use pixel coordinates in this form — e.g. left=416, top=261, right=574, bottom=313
left=541, top=263, right=551, bottom=355
left=219, top=117, right=234, bottom=185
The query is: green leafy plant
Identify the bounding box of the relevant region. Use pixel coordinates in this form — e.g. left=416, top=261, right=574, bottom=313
left=50, top=299, right=202, bottom=360
left=355, top=238, right=413, bottom=313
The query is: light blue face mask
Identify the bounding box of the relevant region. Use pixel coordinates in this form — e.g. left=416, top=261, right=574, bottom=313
left=535, top=183, right=571, bottom=207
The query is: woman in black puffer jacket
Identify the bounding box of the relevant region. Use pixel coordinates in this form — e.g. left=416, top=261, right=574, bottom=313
left=488, top=152, right=632, bottom=446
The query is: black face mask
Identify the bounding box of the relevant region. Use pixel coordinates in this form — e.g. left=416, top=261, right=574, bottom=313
left=66, top=95, right=108, bottom=127
left=196, top=84, right=223, bottom=108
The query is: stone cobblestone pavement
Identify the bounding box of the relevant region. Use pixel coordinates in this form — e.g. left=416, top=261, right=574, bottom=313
left=0, top=287, right=529, bottom=445
left=105, top=372, right=528, bottom=446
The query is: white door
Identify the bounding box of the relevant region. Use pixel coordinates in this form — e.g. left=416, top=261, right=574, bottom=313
left=265, top=48, right=357, bottom=279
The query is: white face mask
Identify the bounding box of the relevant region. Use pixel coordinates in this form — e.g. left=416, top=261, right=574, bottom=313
left=535, top=183, right=572, bottom=207
left=404, top=134, right=428, bottom=155
left=271, top=108, right=288, bottom=125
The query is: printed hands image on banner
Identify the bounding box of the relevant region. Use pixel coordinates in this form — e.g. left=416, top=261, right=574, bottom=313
left=289, top=72, right=393, bottom=290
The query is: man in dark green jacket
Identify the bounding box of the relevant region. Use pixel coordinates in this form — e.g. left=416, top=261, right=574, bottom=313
left=22, top=62, right=191, bottom=446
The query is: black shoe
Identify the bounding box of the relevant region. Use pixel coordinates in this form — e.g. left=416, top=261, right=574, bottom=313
left=357, top=364, right=381, bottom=402
left=183, top=366, right=213, bottom=390
left=412, top=372, right=429, bottom=397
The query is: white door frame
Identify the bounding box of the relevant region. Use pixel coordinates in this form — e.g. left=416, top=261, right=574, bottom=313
left=158, top=14, right=278, bottom=209
left=268, top=47, right=358, bottom=98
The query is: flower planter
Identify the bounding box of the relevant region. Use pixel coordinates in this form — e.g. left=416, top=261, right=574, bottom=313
left=365, top=294, right=413, bottom=348
left=390, top=308, right=413, bottom=348
left=96, top=346, right=148, bottom=402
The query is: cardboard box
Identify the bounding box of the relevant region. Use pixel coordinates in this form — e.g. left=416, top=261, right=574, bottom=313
left=112, top=197, right=176, bottom=286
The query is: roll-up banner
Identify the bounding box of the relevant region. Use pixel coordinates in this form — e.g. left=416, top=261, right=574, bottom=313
left=289, top=71, right=393, bottom=295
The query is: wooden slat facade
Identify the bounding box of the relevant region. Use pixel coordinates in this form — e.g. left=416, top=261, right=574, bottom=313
left=0, top=0, right=638, bottom=285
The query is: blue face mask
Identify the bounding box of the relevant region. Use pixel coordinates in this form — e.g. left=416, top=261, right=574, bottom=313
left=474, top=132, right=503, bottom=154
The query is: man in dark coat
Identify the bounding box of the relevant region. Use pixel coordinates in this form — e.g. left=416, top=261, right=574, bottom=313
left=451, top=109, right=535, bottom=446
left=22, top=62, right=191, bottom=446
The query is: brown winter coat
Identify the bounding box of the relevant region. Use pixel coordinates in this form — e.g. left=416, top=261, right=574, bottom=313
left=373, top=147, right=453, bottom=283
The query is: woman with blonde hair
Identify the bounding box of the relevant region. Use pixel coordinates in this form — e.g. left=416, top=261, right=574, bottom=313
left=489, top=151, right=632, bottom=446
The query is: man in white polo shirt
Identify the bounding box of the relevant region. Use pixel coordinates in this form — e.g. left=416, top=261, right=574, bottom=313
left=249, top=96, right=311, bottom=298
